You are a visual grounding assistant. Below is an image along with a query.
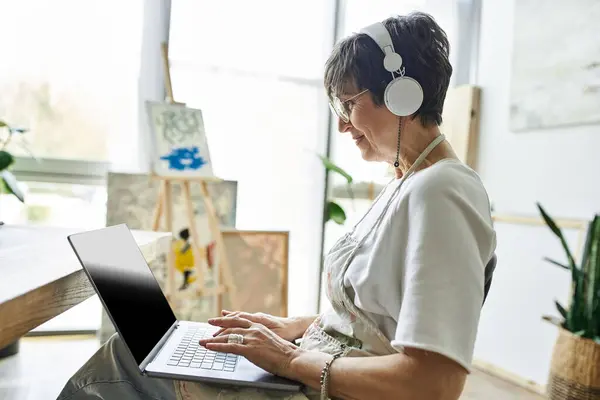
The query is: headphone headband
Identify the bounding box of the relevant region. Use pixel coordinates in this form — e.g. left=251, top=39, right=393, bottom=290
left=358, top=20, right=424, bottom=117
left=360, top=22, right=395, bottom=56
left=360, top=22, right=403, bottom=73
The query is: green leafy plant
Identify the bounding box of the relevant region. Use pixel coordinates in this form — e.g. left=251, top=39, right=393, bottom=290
left=318, top=154, right=354, bottom=225
left=0, top=120, right=26, bottom=202
left=537, top=202, right=600, bottom=344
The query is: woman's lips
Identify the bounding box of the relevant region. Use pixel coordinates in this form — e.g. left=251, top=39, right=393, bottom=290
left=353, top=135, right=364, bottom=145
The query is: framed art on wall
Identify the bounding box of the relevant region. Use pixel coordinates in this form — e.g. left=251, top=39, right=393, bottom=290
left=509, top=0, right=600, bottom=131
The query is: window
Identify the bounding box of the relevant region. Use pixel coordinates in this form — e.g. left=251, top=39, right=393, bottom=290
left=0, top=0, right=149, bottom=333
left=169, top=0, right=336, bottom=316
left=0, top=181, right=106, bottom=227
left=0, top=0, right=144, bottom=162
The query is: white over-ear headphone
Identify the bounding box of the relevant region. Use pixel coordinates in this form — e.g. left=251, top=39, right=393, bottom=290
left=360, top=22, right=424, bottom=117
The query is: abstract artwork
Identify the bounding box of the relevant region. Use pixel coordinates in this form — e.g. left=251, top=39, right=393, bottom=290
left=221, top=230, right=289, bottom=317
left=509, top=0, right=600, bottom=131
left=98, top=172, right=238, bottom=341
left=146, top=101, right=214, bottom=177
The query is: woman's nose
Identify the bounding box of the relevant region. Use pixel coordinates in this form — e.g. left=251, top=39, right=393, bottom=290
left=337, top=117, right=352, bottom=133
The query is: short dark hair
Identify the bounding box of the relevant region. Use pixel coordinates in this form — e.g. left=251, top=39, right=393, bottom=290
left=324, top=12, right=452, bottom=126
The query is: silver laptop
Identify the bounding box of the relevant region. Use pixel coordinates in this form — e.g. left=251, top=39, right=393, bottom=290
left=67, top=224, right=302, bottom=392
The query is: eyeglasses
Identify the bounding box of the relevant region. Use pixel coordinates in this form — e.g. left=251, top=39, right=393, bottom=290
left=329, top=89, right=369, bottom=123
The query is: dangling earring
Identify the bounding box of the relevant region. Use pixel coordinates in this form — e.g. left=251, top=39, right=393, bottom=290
left=394, top=118, right=402, bottom=168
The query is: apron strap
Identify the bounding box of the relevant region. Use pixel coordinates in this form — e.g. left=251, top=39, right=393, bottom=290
left=334, top=134, right=448, bottom=352
left=357, top=134, right=446, bottom=248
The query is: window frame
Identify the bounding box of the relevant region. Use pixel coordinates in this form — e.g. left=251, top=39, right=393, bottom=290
left=11, top=156, right=108, bottom=186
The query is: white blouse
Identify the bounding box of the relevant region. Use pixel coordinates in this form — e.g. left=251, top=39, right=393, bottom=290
left=343, top=159, right=497, bottom=371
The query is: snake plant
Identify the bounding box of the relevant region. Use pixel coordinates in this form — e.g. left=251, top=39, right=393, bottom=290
left=538, top=203, right=600, bottom=344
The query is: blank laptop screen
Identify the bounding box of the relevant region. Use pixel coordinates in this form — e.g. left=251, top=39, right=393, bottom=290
left=68, top=224, right=176, bottom=365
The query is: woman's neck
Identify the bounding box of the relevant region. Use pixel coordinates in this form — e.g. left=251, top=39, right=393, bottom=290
left=393, top=124, right=458, bottom=179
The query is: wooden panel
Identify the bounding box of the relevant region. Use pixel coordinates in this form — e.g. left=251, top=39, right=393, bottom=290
left=382, top=83, right=482, bottom=177
left=440, top=84, right=482, bottom=169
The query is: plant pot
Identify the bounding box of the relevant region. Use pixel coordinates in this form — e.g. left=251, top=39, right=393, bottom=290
left=547, top=328, right=600, bottom=399
left=0, top=340, right=20, bottom=359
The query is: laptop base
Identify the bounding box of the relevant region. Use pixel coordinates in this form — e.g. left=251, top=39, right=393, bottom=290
left=144, top=321, right=302, bottom=392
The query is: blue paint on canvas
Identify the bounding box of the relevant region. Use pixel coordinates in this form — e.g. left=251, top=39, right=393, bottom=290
left=160, top=146, right=206, bottom=171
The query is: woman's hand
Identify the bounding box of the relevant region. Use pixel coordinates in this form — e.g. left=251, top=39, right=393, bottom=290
left=199, top=314, right=302, bottom=379
left=213, top=310, right=309, bottom=342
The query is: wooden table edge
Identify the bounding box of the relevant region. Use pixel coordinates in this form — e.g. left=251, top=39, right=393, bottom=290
left=0, top=231, right=171, bottom=349
left=0, top=269, right=94, bottom=349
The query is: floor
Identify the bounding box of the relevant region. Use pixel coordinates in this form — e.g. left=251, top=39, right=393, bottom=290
left=0, top=336, right=100, bottom=400
left=462, top=369, right=545, bottom=400
left=0, top=336, right=546, bottom=400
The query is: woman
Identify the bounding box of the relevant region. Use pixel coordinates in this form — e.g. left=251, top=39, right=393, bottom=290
left=58, top=12, right=496, bottom=400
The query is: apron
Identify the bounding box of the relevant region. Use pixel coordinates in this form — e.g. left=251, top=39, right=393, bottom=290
left=174, top=135, right=446, bottom=400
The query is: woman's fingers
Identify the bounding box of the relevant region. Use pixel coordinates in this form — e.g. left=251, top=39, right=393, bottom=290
left=200, top=329, right=249, bottom=346
left=211, top=327, right=245, bottom=338
left=223, top=311, right=267, bottom=325
left=220, top=310, right=267, bottom=324
left=200, top=334, right=245, bottom=354
left=212, top=327, right=226, bottom=337
left=199, top=334, right=229, bottom=344
left=216, top=310, right=241, bottom=336
left=203, top=342, right=244, bottom=354
left=236, top=312, right=267, bottom=324
left=208, top=315, right=253, bottom=329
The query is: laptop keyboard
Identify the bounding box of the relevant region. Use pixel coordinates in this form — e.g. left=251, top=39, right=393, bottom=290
left=167, top=326, right=239, bottom=372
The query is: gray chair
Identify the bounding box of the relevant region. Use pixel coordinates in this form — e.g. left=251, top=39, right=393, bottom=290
left=483, top=253, right=497, bottom=305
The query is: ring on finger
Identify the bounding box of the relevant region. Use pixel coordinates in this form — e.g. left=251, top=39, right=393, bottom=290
left=227, top=333, right=244, bottom=345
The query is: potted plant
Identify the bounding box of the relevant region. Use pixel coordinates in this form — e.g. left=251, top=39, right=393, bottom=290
left=318, top=154, right=354, bottom=225
left=0, top=120, right=25, bottom=205
left=537, top=203, right=600, bottom=399
left=0, top=119, right=26, bottom=359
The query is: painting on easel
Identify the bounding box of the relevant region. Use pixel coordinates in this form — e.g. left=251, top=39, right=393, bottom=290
left=146, top=101, right=214, bottom=177
left=104, top=172, right=237, bottom=317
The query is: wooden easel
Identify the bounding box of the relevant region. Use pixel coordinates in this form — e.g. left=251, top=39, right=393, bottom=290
left=151, top=42, right=238, bottom=315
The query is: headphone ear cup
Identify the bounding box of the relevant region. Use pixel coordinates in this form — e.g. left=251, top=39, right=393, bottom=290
left=384, top=77, right=424, bottom=117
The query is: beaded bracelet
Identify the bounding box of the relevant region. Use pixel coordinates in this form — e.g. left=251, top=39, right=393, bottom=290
left=320, top=349, right=344, bottom=400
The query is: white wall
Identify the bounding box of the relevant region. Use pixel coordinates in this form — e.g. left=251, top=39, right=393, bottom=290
left=473, top=0, right=600, bottom=386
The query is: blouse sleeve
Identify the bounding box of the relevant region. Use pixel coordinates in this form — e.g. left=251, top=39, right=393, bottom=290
left=389, top=178, right=496, bottom=372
